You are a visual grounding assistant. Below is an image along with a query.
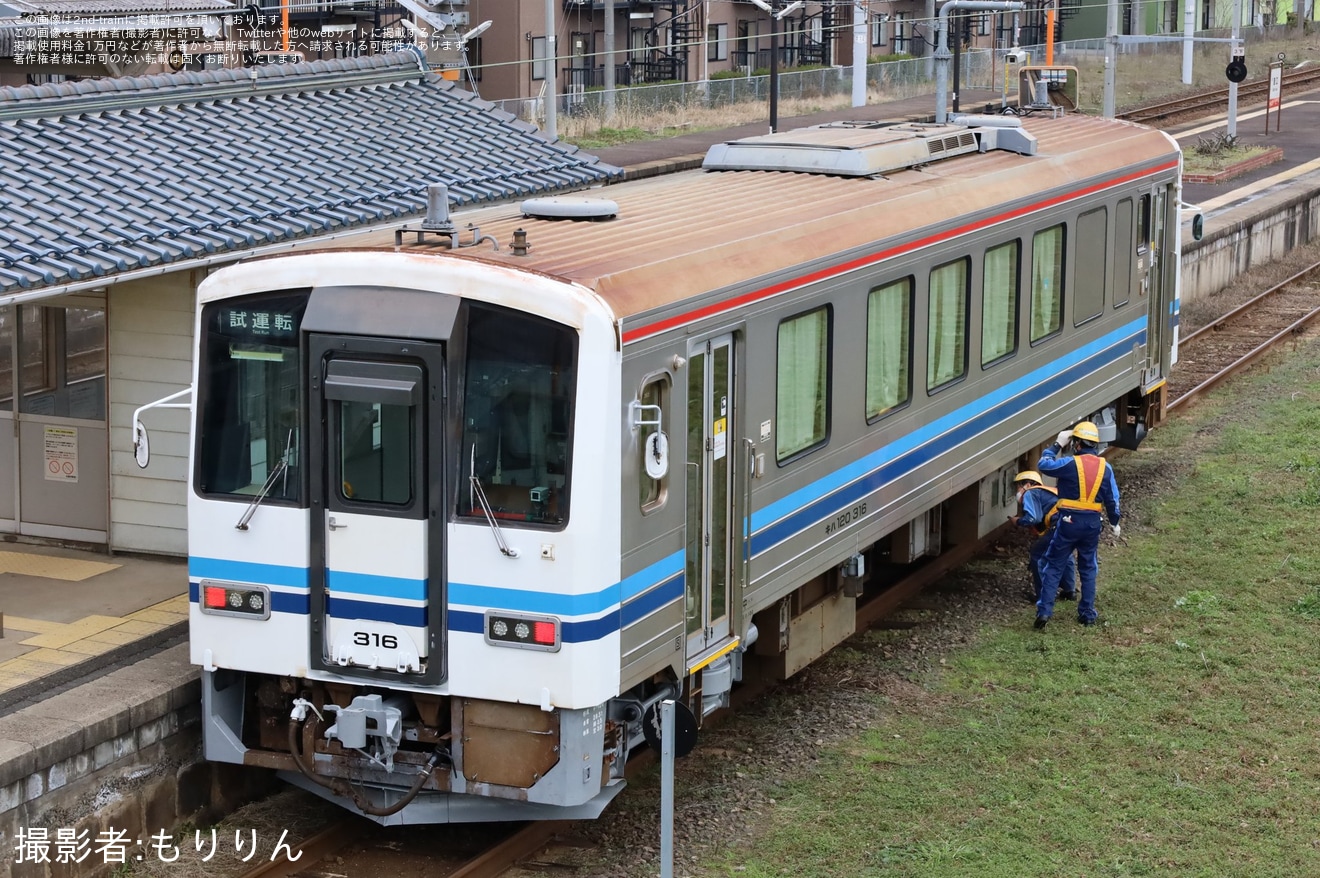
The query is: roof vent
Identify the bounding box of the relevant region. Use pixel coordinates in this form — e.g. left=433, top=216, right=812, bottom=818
left=702, top=119, right=1035, bottom=177
left=519, top=196, right=619, bottom=221
left=422, top=182, right=455, bottom=232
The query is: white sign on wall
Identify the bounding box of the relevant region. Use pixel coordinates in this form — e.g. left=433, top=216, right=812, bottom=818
left=44, top=426, right=78, bottom=483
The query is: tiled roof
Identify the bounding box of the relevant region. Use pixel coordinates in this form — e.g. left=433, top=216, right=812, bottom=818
left=0, top=53, right=622, bottom=295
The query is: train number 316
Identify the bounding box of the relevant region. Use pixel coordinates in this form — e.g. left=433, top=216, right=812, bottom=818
left=353, top=632, right=399, bottom=649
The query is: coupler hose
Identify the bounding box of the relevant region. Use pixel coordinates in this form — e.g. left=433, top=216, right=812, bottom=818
left=286, top=711, right=441, bottom=817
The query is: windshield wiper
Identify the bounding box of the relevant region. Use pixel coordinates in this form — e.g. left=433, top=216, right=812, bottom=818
left=469, top=443, right=520, bottom=558
left=236, top=429, right=292, bottom=531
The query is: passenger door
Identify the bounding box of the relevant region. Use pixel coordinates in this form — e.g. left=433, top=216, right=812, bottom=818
left=684, top=335, right=735, bottom=663
left=1141, top=185, right=1173, bottom=390
left=308, top=335, right=445, bottom=684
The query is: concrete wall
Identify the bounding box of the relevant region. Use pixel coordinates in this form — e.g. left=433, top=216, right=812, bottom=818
left=1180, top=174, right=1320, bottom=307
left=0, top=646, right=271, bottom=878
left=107, top=274, right=196, bottom=556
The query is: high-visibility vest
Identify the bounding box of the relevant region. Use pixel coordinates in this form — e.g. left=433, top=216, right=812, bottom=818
left=1055, top=455, right=1107, bottom=512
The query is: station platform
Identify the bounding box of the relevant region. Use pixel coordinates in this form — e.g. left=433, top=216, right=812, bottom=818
left=0, top=542, right=185, bottom=713
left=1165, top=90, right=1320, bottom=221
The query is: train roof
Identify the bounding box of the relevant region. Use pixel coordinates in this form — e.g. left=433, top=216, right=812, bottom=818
left=328, top=114, right=1179, bottom=338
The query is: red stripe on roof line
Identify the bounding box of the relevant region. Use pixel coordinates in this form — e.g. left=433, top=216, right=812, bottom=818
left=621, top=159, right=1179, bottom=344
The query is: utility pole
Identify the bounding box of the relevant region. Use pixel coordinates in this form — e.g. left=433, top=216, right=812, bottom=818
left=1103, top=0, right=1118, bottom=116
left=749, top=0, right=803, bottom=133
left=1228, top=0, right=1241, bottom=137
left=1182, top=0, right=1194, bottom=84
left=852, top=0, right=866, bottom=108
left=604, top=0, right=615, bottom=123
left=545, top=0, right=557, bottom=140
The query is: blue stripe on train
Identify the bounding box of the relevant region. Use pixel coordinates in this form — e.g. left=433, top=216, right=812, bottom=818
left=751, top=319, right=1144, bottom=534
left=188, top=326, right=1148, bottom=642
left=750, top=329, right=1141, bottom=554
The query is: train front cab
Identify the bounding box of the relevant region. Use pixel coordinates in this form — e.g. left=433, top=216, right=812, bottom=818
left=189, top=267, right=628, bottom=824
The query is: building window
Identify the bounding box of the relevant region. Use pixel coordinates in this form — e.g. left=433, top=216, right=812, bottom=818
left=531, top=35, right=547, bottom=81
left=777, top=307, right=831, bottom=463
left=928, top=258, right=969, bottom=390
left=982, top=241, right=1020, bottom=366
left=892, top=13, right=910, bottom=52
left=1031, top=224, right=1066, bottom=342
left=708, top=22, right=728, bottom=61
left=977, top=12, right=991, bottom=35
left=1074, top=208, right=1108, bottom=325
left=871, top=15, right=887, bottom=46
left=866, top=278, right=912, bottom=420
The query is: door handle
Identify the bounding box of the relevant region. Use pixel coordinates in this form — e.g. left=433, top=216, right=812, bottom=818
left=328, top=517, right=348, bottom=531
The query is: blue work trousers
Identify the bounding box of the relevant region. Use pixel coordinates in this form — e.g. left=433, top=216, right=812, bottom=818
left=1029, top=531, right=1075, bottom=601
left=1036, top=511, right=1102, bottom=623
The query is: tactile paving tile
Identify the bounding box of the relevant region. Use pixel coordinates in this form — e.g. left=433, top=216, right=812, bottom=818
left=0, top=551, right=120, bottom=582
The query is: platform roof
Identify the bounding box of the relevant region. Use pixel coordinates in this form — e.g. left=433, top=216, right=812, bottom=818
left=0, top=52, right=621, bottom=302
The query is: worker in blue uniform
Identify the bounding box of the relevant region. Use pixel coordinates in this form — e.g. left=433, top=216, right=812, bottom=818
left=1010, top=470, right=1076, bottom=603
left=1033, top=421, right=1121, bottom=628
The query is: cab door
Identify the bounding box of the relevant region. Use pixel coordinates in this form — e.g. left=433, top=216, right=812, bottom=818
left=308, top=335, right=445, bottom=684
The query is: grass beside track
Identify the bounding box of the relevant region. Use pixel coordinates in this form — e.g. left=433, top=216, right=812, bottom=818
left=712, top=338, right=1320, bottom=878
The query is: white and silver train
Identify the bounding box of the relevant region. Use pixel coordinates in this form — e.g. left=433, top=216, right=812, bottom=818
left=172, top=113, right=1181, bottom=823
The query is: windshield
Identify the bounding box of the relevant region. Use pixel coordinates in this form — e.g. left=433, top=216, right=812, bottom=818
left=196, top=291, right=308, bottom=503
left=460, top=304, right=576, bottom=526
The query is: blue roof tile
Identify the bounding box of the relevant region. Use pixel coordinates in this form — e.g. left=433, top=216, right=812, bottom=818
left=0, top=52, right=621, bottom=295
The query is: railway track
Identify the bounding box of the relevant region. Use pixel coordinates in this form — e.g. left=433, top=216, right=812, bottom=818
left=1168, top=258, right=1320, bottom=410
left=1118, top=66, right=1320, bottom=126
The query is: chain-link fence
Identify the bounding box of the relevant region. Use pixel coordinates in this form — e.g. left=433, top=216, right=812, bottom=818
left=488, top=51, right=998, bottom=128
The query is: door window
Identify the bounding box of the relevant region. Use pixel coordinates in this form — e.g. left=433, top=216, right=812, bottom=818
left=337, top=400, right=414, bottom=505
left=0, top=308, right=11, bottom=408
left=17, top=305, right=105, bottom=420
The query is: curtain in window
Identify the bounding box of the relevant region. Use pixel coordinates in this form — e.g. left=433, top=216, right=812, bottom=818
left=982, top=242, right=1018, bottom=365
left=866, top=280, right=910, bottom=418
left=927, top=260, right=967, bottom=389
left=1031, top=226, right=1064, bottom=341
left=777, top=309, right=828, bottom=460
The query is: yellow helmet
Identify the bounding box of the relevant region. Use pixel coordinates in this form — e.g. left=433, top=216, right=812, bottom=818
left=1014, top=470, right=1043, bottom=484
left=1072, top=421, right=1101, bottom=444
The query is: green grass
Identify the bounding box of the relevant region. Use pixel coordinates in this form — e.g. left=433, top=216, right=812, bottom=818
left=706, top=340, right=1320, bottom=877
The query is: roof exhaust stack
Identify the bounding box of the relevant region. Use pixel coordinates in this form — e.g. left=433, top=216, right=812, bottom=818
left=422, top=182, right=455, bottom=233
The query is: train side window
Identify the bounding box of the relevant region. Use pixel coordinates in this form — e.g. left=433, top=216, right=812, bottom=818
left=1074, top=207, right=1108, bottom=326
left=865, top=277, right=912, bottom=421
left=927, top=257, right=969, bottom=391
left=638, top=375, right=669, bottom=513
left=1030, top=224, right=1066, bottom=343
left=776, top=306, right=831, bottom=464
left=1114, top=198, right=1134, bottom=308
left=1137, top=194, right=1152, bottom=254
left=981, top=241, right=1020, bottom=367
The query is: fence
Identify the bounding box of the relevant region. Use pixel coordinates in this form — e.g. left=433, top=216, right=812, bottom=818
left=487, top=26, right=1298, bottom=131
left=490, top=51, right=998, bottom=128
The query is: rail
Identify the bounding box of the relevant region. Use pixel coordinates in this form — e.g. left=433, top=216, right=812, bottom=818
left=1118, top=66, right=1320, bottom=125
left=1168, top=258, right=1320, bottom=410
